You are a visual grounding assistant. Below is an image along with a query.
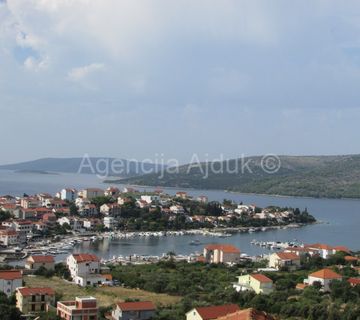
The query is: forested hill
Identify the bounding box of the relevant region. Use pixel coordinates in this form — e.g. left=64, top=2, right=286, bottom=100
left=112, top=155, right=360, bottom=198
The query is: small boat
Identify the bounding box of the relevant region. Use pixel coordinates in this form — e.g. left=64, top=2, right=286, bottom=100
left=189, top=239, right=201, bottom=246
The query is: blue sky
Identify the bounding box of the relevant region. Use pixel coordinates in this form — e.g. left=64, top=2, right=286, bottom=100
left=1, top=0, right=360, bottom=164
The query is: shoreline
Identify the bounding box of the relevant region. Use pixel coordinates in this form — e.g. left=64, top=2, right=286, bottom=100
left=104, top=181, right=360, bottom=202
left=3, top=222, right=315, bottom=265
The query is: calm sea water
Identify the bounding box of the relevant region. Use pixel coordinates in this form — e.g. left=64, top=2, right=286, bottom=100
left=1, top=169, right=359, bottom=260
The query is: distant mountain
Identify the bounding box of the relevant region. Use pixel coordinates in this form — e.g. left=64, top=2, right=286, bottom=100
left=113, top=155, right=360, bottom=198
left=0, top=157, right=165, bottom=177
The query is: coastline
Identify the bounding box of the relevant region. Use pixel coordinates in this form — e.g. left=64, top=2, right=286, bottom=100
left=103, top=181, right=360, bottom=202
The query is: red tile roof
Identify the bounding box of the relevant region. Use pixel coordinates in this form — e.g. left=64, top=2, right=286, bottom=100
left=276, top=252, right=300, bottom=260
left=348, top=278, right=360, bottom=286
left=0, top=270, right=22, bottom=280
left=193, top=304, right=240, bottom=320
left=17, top=287, right=55, bottom=296
left=216, top=308, right=274, bottom=320
left=28, top=255, right=54, bottom=263
left=0, top=229, right=17, bottom=236
left=72, top=253, right=99, bottom=263
left=250, top=274, right=273, bottom=283
left=309, top=268, right=342, bottom=280
left=205, top=244, right=240, bottom=254
left=117, top=301, right=155, bottom=311
left=345, top=256, right=359, bottom=262
left=333, top=246, right=351, bottom=253
left=306, top=243, right=333, bottom=250
left=295, top=283, right=308, bottom=290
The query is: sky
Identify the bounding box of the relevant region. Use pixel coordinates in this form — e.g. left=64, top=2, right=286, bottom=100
left=1, top=0, right=360, bottom=165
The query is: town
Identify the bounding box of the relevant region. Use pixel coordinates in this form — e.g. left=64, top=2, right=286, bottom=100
left=0, top=186, right=315, bottom=256
left=0, top=187, right=358, bottom=319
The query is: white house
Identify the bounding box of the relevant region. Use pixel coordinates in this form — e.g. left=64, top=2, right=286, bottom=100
left=103, top=216, right=116, bottom=230
left=66, top=254, right=103, bottom=287
left=196, top=195, right=208, bottom=203
left=233, top=274, right=274, bottom=295
left=0, top=270, right=22, bottom=297
left=186, top=304, right=240, bottom=320
left=140, top=195, right=160, bottom=204
left=100, top=203, right=121, bottom=216
left=169, top=205, right=185, bottom=214
left=78, top=204, right=98, bottom=216
left=60, top=189, right=77, bottom=201
left=112, top=301, right=156, bottom=320
left=203, top=244, right=241, bottom=264
left=57, top=217, right=83, bottom=231
left=0, top=229, right=18, bottom=246
left=304, top=268, right=342, bottom=291
left=268, top=252, right=301, bottom=271
left=104, top=187, right=120, bottom=197
left=79, top=188, right=104, bottom=200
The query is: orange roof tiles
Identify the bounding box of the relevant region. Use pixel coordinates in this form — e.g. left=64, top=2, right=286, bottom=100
left=250, top=274, right=273, bottom=283
left=348, top=278, right=360, bottom=286
left=216, top=308, right=274, bottom=320
left=205, top=244, right=240, bottom=254
left=0, top=270, right=22, bottom=280
left=295, top=283, right=308, bottom=290
left=306, top=243, right=333, bottom=250
left=72, top=253, right=99, bottom=263
left=18, top=287, right=55, bottom=296
left=117, top=301, right=155, bottom=311
left=345, top=256, right=359, bottom=262
left=276, top=252, right=300, bottom=260
left=333, top=246, right=351, bottom=253
left=194, top=304, right=240, bottom=320
left=28, top=255, right=54, bottom=263
left=309, top=268, right=342, bottom=280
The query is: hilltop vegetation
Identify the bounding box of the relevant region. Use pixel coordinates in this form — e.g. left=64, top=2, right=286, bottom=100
left=109, top=255, right=360, bottom=320
left=116, top=155, right=360, bottom=198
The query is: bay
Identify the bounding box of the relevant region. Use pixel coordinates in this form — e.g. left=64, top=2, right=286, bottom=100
left=0, top=169, right=359, bottom=261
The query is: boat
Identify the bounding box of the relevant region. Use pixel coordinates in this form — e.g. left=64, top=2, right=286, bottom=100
left=189, top=239, right=201, bottom=246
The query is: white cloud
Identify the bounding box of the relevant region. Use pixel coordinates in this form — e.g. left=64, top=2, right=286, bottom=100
left=67, top=63, right=105, bottom=81
left=23, top=55, right=49, bottom=71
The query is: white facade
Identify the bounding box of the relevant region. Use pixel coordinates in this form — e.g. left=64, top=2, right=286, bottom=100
left=306, top=275, right=341, bottom=291
left=0, top=230, right=18, bottom=246
left=60, top=189, right=77, bottom=201
left=58, top=217, right=83, bottom=231
left=13, top=221, right=33, bottom=235
left=103, top=216, right=116, bottom=230
left=140, top=195, right=160, bottom=204
left=0, top=271, right=22, bottom=297
left=66, top=254, right=101, bottom=287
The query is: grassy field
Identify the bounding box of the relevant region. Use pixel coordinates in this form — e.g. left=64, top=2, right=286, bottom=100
left=24, top=275, right=181, bottom=307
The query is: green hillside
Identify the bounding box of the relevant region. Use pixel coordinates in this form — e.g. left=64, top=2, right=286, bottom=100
left=109, top=155, right=360, bottom=198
